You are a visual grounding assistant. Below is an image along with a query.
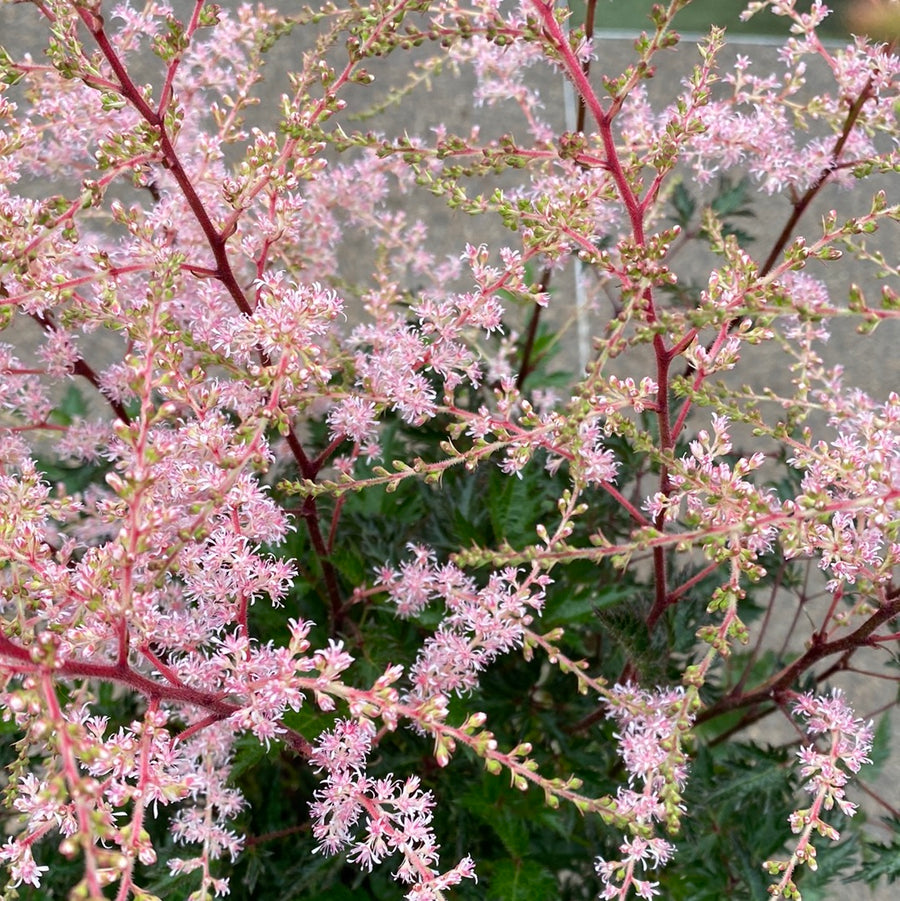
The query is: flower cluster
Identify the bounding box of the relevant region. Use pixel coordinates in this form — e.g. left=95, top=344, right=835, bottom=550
left=763, top=690, right=874, bottom=898
left=594, top=684, right=694, bottom=900
left=380, top=544, right=551, bottom=701
left=309, top=718, right=477, bottom=900
left=783, top=387, right=900, bottom=590
left=0, top=0, right=897, bottom=898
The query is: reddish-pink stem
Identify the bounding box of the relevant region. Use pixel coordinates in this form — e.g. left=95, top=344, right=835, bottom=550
left=76, top=6, right=253, bottom=318
left=0, top=633, right=313, bottom=756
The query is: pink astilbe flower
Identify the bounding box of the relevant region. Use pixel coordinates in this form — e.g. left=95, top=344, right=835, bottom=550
left=592, top=376, right=660, bottom=418
left=778, top=271, right=834, bottom=347
left=168, top=722, right=247, bottom=899
left=35, top=327, right=80, bottom=377
left=571, top=417, right=620, bottom=487
left=782, top=389, right=900, bottom=590
left=0, top=0, right=897, bottom=896
left=448, top=0, right=551, bottom=142
left=685, top=3, right=896, bottom=193
left=645, top=414, right=778, bottom=558
left=347, top=241, right=535, bottom=423
left=594, top=684, right=693, bottom=900
left=0, top=697, right=200, bottom=892
left=328, top=395, right=380, bottom=446
left=380, top=543, right=441, bottom=618
left=309, top=718, right=477, bottom=898
left=208, top=273, right=344, bottom=405
left=764, top=689, right=873, bottom=898
left=0, top=838, right=49, bottom=889
left=388, top=552, right=551, bottom=701
left=349, top=322, right=439, bottom=424
left=0, top=344, right=53, bottom=424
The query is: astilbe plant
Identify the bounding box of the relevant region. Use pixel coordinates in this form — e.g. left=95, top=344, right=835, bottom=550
left=0, top=0, right=897, bottom=898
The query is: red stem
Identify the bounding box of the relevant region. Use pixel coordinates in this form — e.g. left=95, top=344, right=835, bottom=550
left=76, top=6, right=253, bottom=318
left=698, top=592, right=900, bottom=726
left=758, top=79, right=875, bottom=278
left=0, top=632, right=313, bottom=757
left=76, top=6, right=355, bottom=625
left=284, top=430, right=345, bottom=628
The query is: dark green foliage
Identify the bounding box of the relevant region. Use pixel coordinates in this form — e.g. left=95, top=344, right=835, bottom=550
left=660, top=742, right=804, bottom=901
left=856, top=821, right=900, bottom=886
left=670, top=176, right=756, bottom=248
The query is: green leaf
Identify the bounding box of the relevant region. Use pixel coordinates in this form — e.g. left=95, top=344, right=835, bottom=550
left=0, top=46, right=25, bottom=86
left=492, top=811, right=530, bottom=858
left=228, top=733, right=270, bottom=781
left=858, top=822, right=900, bottom=885
left=543, top=578, right=631, bottom=627
left=672, top=181, right=696, bottom=227
left=710, top=176, right=754, bottom=219
left=486, top=860, right=557, bottom=901
left=867, top=713, right=892, bottom=779
left=48, top=383, right=89, bottom=426
left=488, top=468, right=534, bottom=546
left=330, top=544, right=367, bottom=586
left=795, top=833, right=860, bottom=899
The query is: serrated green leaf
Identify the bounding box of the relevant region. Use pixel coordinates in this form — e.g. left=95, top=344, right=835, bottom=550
left=672, top=181, right=696, bottom=226
left=858, top=825, right=900, bottom=885
left=795, top=833, right=859, bottom=899
left=228, top=734, right=271, bottom=781
left=487, top=466, right=537, bottom=545
left=711, top=176, right=754, bottom=218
